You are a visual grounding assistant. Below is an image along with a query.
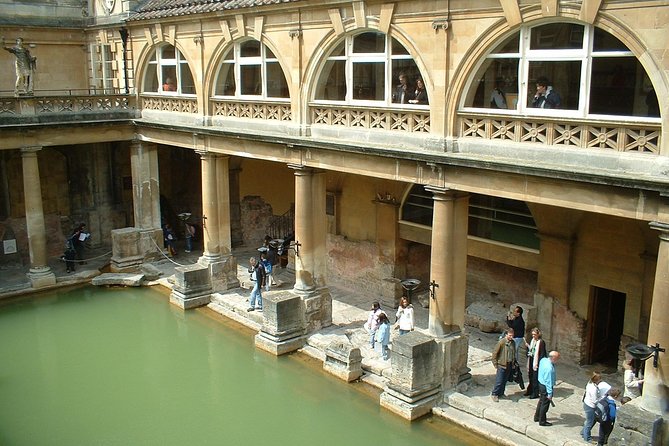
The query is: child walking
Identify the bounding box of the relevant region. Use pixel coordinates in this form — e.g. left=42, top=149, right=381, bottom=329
left=363, top=302, right=384, bottom=349
left=376, top=313, right=391, bottom=360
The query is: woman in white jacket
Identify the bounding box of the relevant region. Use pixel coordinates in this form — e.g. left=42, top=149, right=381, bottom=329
left=395, top=296, right=414, bottom=335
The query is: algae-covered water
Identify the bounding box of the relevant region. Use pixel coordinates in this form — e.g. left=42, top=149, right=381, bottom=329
left=0, top=286, right=493, bottom=445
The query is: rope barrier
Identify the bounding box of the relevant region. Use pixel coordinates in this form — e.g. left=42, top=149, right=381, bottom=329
left=148, top=236, right=196, bottom=268
left=57, top=250, right=112, bottom=263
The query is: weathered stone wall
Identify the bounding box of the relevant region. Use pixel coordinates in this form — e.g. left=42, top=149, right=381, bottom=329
left=326, top=234, right=389, bottom=298
left=551, top=299, right=587, bottom=364
left=239, top=195, right=273, bottom=249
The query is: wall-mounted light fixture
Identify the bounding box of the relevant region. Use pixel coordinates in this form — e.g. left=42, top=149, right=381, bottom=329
left=627, top=343, right=665, bottom=369
left=429, top=280, right=439, bottom=300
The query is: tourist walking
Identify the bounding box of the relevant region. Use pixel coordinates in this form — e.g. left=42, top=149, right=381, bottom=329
left=71, top=223, right=89, bottom=264
left=163, top=224, right=177, bottom=257
left=395, top=296, right=414, bottom=335
left=376, top=313, right=391, bottom=360
left=490, top=328, right=516, bottom=402
left=525, top=327, right=547, bottom=399
left=184, top=221, right=195, bottom=252
left=260, top=252, right=273, bottom=292
left=533, top=350, right=560, bottom=426
left=506, top=305, right=526, bottom=359
left=582, top=371, right=611, bottom=441
left=597, top=388, right=621, bottom=446
left=364, top=302, right=385, bottom=349
left=247, top=257, right=265, bottom=312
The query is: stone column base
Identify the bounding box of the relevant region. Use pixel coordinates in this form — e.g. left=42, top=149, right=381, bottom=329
left=255, top=332, right=306, bottom=356
left=169, top=264, right=212, bottom=310
left=110, top=227, right=163, bottom=272
left=323, top=342, right=362, bottom=382
left=293, top=286, right=332, bottom=332
left=203, top=255, right=239, bottom=292
left=380, top=386, right=441, bottom=420
left=28, top=266, right=56, bottom=288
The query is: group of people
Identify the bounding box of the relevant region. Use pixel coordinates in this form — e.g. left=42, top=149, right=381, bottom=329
left=63, top=223, right=90, bottom=273
left=490, top=304, right=642, bottom=444
left=246, top=236, right=281, bottom=312
left=162, top=220, right=197, bottom=257
left=489, top=75, right=562, bottom=109
left=392, top=73, right=429, bottom=105
left=362, top=296, right=415, bottom=360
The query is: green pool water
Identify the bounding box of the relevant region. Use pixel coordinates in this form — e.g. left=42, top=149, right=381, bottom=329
left=0, top=286, right=494, bottom=446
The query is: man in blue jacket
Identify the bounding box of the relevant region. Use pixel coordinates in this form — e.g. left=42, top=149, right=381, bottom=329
left=533, top=350, right=560, bottom=426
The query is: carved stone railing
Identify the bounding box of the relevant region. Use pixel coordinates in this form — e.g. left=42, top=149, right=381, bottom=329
left=310, top=104, right=430, bottom=133
left=211, top=99, right=292, bottom=121
left=458, top=113, right=661, bottom=154
left=0, top=94, right=135, bottom=125
left=141, top=95, right=198, bottom=114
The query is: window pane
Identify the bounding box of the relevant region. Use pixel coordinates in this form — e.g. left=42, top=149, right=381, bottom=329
left=593, top=28, right=629, bottom=52
left=161, top=45, right=176, bottom=59
left=465, top=59, right=519, bottom=108
left=223, top=49, right=234, bottom=61
left=491, top=34, right=520, bottom=54
left=391, top=60, right=421, bottom=104
left=530, top=23, right=584, bottom=50
left=179, top=64, right=195, bottom=94
left=315, top=59, right=345, bottom=100
left=240, top=65, right=261, bottom=95
left=468, top=195, right=538, bottom=249
left=265, top=46, right=276, bottom=59
left=391, top=37, right=409, bottom=55
left=161, top=66, right=177, bottom=92
left=401, top=185, right=434, bottom=226
left=215, top=62, right=236, bottom=95
left=143, top=63, right=158, bottom=92
left=590, top=57, right=658, bottom=117
left=240, top=40, right=261, bottom=58
left=330, top=41, right=345, bottom=57
left=352, top=61, right=384, bottom=100
left=266, top=61, right=289, bottom=98
left=528, top=61, right=581, bottom=110
left=353, top=32, right=385, bottom=53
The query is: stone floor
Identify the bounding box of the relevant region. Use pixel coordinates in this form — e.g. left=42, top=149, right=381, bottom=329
left=0, top=244, right=624, bottom=446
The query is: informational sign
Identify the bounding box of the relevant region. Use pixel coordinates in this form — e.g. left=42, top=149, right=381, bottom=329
left=3, top=239, right=17, bottom=254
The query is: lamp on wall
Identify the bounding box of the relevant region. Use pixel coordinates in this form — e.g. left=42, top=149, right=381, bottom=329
left=626, top=343, right=665, bottom=369
left=429, top=280, right=439, bottom=300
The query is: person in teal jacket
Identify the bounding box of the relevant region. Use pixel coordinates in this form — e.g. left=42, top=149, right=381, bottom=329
left=533, top=350, right=560, bottom=426
left=376, top=313, right=391, bottom=360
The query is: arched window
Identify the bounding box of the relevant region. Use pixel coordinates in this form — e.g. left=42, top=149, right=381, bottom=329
left=143, top=44, right=195, bottom=95
left=314, top=32, right=428, bottom=106
left=463, top=23, right=659, bottom=119
left=213, top=40, right=289, bottom=99
left=401, top=185, right=538, bottom=249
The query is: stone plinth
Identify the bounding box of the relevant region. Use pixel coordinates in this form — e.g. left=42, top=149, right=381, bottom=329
left=27, top=266, right=56, bottom=288
left=170, top=264, right=212, bottom=310
left=255, top=292, right=306, bottom=356
left=205, top=255, right=240, bottom=292
left=608, top=398, right=665, bottom=446
left=380, top=331, right=443, bottom=420
left=92, top=273, right=145, bottom=287
left=110, top=227, right=163, bottom=272
left=295, top=287, right=332, bottom=332
left=323, top=342, right=363, bottom=382
left=437, top=332, right=471, bottom=390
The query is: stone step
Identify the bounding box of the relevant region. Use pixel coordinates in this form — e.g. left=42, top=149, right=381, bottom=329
left=91, top=272, right=145, bottom=287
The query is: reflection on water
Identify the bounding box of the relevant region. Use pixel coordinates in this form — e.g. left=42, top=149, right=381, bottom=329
left=0, top=286, right=494, bottom=446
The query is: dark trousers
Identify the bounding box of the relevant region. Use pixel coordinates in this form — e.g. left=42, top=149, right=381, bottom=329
left=492, top=363, right=512, bottom=397
left=534, top=383, right=550, bottom=423
left=527, top=365, right=539, bottom=397
left=598, top=420, right=614, bottom=445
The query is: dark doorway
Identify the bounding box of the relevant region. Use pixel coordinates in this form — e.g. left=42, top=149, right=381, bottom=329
left=586, top=286, right=626, bottom=366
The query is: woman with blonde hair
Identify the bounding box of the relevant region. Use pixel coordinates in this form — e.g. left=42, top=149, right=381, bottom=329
left=524, top=327, right=547, bottom=399
left=582, top=371, right=611, bottom=442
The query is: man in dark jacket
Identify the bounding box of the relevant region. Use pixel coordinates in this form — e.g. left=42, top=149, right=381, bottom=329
left=491, top=328, right=516, bottom=402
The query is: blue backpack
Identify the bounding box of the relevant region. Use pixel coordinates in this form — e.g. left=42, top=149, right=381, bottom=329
left=594, top=396, right=610, bottom=422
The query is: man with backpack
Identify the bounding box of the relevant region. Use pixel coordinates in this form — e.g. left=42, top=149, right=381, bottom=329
left=595, top=388, right=620, bottom=445
left=247, top=257, right=265, bottom=312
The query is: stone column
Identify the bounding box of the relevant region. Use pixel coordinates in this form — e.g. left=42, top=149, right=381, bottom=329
left=375, top=198, right=406, bottom=309
left=130, top=140, right=161, bottom=230
left=642, top=222, right=669, bottom=414
left=290, top=165, right=332, bottom=331
left=198, top=151, right=221, bottom=265
left=229, top=166, right=243, bottom=248
left=21, top=147, right=55, bottom=287
left=426, top=187, right=469, bottom=336
left=214, top=154, right=239, bottom=289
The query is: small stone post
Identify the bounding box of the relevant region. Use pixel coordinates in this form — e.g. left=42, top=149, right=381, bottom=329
left=255, top=291, right=306, bottom=355
left=170, top=264, right=212, bottom=309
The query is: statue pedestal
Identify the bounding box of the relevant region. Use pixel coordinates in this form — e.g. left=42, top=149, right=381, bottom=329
left=255, top=292, right=305, bottom=356
left=170, top=264, right=212, bottom=309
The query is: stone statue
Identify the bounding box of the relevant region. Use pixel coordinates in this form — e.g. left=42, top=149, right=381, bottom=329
left=2, top=37, right=37, bottom=95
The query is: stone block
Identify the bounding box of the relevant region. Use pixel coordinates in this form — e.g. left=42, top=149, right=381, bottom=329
left=170, top=264, right=212, bottom=310
left=255, top=292, right=306, bottom=356
left=608, top=400, right=665, bottom=446
left=91, top=273, right=145, bottom=287
left=438, top=333, right=471, bottom=390
left=207, top=255, right=239, bottom=292
left=380, top=331, right=442, bottom=420
left=110, top=227, right=163, bottom=272
left=323, top=341, right=363, bottom=382
left=444, top=391, right=484, bottom=417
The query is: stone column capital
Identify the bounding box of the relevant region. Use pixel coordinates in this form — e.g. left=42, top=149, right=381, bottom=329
left=20, top=146, right=42, bottom=155
left=649, top=221, right=669, bottom=240
left=425, top=185, right=468, bottom=201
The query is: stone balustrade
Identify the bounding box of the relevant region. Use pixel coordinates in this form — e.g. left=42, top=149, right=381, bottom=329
left=458, top=113, right=661, bottom=154
left=310, top=104, right=430, bottom=133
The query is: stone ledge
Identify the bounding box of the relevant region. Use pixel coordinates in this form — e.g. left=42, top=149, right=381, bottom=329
left=91, top=273, right=145, bottom=287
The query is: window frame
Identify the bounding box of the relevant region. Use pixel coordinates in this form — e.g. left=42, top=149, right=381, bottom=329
left=461, top=22, right=659, bottom=122
left=212, top=39, right=290, bottom=101
left=143, top=44, right=196, bottom=96
left=313, top=31, right=427, bottom=108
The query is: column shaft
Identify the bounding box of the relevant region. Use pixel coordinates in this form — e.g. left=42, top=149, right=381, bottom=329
left=427, top=187, right=469, bottom=336
left=199, top=152, right=221, bottom=262
left=293, top=167, right=315, bottom=291
left=216, top=156, right=232, bottom=256
left=21, top=147, right=55, bottom=286
left=130, top=141, right=161, bottom=230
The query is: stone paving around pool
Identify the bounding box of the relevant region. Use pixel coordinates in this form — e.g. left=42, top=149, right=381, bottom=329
left=0, top=247, right=624, bottom=446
